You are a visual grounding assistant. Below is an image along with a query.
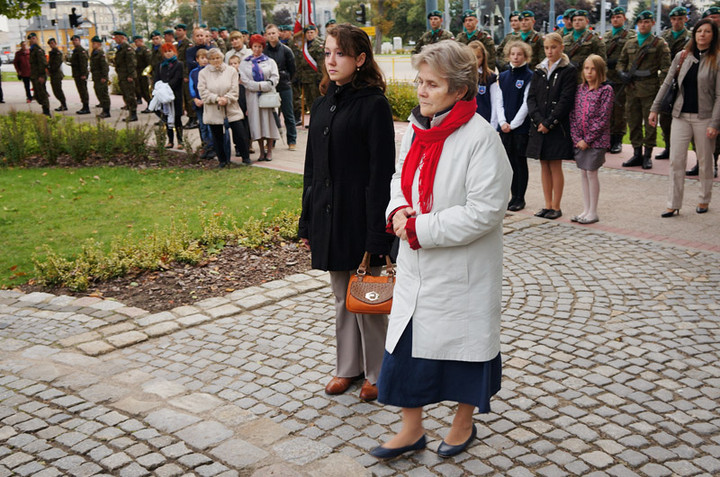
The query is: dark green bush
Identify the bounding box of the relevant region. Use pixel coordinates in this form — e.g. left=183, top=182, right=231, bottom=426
left=385, top=81, right=417, bottom=122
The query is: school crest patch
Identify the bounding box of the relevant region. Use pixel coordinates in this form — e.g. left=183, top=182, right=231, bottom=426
left=478, top=85, right=487, bottom=95
left=515, top=80, right=525, bottom=89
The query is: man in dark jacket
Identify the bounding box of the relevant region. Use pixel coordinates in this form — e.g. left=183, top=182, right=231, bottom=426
left=264, top=24, right=297, bottom=150
left=113, top=30, right=138, bottom=121
left=90, top=36, right=111, bottom=118
left=47, top=38, right=67, bottom=111
left=133, top=35, right=152, bottom=112
left=70, top=35, right=91, bottom=114
left=28, top=33, right=51, bottom=116
left=175, top=23, right=197, bottom=129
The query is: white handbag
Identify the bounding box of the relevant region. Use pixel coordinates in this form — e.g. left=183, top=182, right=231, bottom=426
left=258, top=91, right=281, bottom=109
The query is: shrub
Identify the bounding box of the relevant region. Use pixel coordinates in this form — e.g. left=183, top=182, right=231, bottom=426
left=0, top=111, right=28, bottom=165
left=385, top=80, right=417, bottom=122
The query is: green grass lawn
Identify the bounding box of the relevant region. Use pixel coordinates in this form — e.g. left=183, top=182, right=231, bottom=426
left=0, top=166, right=303, bottom=287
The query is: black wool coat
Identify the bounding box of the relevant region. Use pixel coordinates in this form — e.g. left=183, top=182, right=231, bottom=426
left=298, top=81, right=396, bottom=271
left=526, top=55, right=577, bottom=160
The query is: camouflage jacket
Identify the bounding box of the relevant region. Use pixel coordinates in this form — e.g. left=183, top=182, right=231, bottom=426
left=563, top=30, right=607, bottom=80
left=114, top=40, right=137, bottom=80
left=617, top=34, right=671, bottom=97
left=70, top=45, right=89, bottom=78
left=150, top=44, right=163, bottom=74
left=176, top=38, right=192, bottom=76
left=412, top=29, right=454, bottom=54
left=456, top=29, right=496, bottom=70
left=297, top=38, right=324, bottom=83
left=662, top=28, right=691, bottom=59
left=496, top=31, right=520, bottom=71
left=90, top=47, right=109, bottom=82
left=134, top=44, right=151, bottom=72
left=519, top=30, right=545, bottom=70
left=29, top=44, right=47, bottom=79
left=48, top=48, right=65, bottom=76
left=604, top=27, right=636, bottom=76
left=215, top=37, right=227, bottom=54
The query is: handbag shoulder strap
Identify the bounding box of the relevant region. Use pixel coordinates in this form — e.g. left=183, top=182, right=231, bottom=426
left=357, top=252, right=394, bottom=276
left=674, top=50, right=689, bottom=79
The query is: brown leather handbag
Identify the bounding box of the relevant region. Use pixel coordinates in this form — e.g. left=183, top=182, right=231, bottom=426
left=345, top=252, right=395, bottom=315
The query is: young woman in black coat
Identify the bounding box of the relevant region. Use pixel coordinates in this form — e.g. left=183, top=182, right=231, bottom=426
left=298, top=24, right=396, bottom=402
left=526, top=32, right=577, bottom=219
left=155, top=43, right=185, bottom=149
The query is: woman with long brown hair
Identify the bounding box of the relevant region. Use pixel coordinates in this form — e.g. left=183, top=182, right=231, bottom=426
left=298, top=24, right=395, bottom=402
left=650, top=18, right=720, bottom=216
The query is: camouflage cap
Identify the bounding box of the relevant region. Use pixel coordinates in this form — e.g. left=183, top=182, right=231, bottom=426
left=610, top=6, right=626, bottom=16
left=462, top=10, right=477, bottom=21
left=635, top=10, right=654, bottom=23
left=702, top=6, right=720, bottom=17
left=91, top=36, right=102, bottom=43
left=669, top=6, right=688, bottom=17
left=520, top=10, right=535, bottom=18
left=427, top=10, right=442, bottom=19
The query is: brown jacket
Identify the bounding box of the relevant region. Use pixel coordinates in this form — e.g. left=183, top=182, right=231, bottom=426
left=197, top=63, right=244, bottom=124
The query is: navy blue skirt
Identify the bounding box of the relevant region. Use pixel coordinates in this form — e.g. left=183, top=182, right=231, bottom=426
left=377, top=320, right=502, bottom=411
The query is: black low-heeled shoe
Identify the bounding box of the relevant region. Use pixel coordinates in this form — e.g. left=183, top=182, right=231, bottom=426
left=370, top=434, right=426, bottom=460
left=544, top=209, right=562, bottom=220
left=696, top=204, right=709, bottom=214
left=534, top=208, right=550, bottom=217
left=437, top=424, right=477, bottom=458
left=661, top=209, right=679, bottom=218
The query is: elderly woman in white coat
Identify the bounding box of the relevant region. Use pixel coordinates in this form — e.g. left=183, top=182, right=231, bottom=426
left=370, top=41, right=512, bottom=460
left=198, top=48, right=250, bottom=167
left=239, top=34, right=281, bottom=161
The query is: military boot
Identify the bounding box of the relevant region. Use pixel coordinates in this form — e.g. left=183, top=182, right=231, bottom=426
left=99, top=109, right=111, bottom=118
left=77, top=105, right=91, bottom=115
left=42, top=106, right=51, bottom=117
left=642, top=146, right=653, bottom=169
left=609, top=134, right=623, bottom=154
left=655, top=148, right=670, bottom=159
left=126, top=113, right=138, bottom=122
left=54, top=104, right=68, bottom=112
left=622, top=147, right=643, bottom=167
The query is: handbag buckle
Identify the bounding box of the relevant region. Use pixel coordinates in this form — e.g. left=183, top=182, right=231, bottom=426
left=365, top=291, right=380, bottom=301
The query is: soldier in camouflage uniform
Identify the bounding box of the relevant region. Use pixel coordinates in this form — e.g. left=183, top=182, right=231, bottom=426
left=656, top=6, right=691, bottom=159
left=563, top=10, right=606, bottom=82
left=133, top=35, right=152, bottom=112
left=112, top=30, right=138, bottom=121
left=47, top=38, right=67, bottom=111
left=604, top=7, right=636, bottom=153
left=281, top=26, right=304, bottom=125
left=219, top=27, right=230, bottom=50
left=27, top=33, right=50, bottom=116
left=496, top=11, right=522, bottom=71
left=210, top=27, right=227, bottom=54
left=617, top=11, right=671, bottom=169
left=298, top=25, right=324, bottom=117
left=515, top=11, right=544, bottom=70
left=149, top=31, right=164, bottom=79
left=70, top=34, right=90, bottom=114
left=90, top=36, right=111, bottom=118
left=175, top=23, right=197, bottom=128
left=456, top=10, right=496, bottom=70
left=413, top=10, right=454, bottom=54
left=561, top=9, right=575, bottom=37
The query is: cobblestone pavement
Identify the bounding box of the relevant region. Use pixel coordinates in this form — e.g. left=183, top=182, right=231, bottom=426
left=1, top=214, right=719, bottom=476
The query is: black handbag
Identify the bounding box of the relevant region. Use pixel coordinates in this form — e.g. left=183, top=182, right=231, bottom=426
left=660, top=51, right=688, bottom=114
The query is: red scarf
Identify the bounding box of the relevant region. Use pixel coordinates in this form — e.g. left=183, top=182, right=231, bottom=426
left=401, top=100, right=477, bottom=213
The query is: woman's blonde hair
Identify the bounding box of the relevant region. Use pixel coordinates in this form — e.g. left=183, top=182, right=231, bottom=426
left=468, top=40, right=490, bottom=84
left=207, top=48, right=223, bottom=59
left=543, top=32, right=564, bottom=46
left=503, top=40, right=532, bottom=62
left=582, top=54, right=607, bottom=84
left=412, top=40, right=478, bottom=101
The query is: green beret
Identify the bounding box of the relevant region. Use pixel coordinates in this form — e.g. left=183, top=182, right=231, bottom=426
left=163, top=29, right=174, bottom=35
left=199, top=23, right=208, bottom=29
left=571, top=10, right=588, bottom=20
left=151, top=30, right=162, bottom=37
left=303, top=25, right=317, bottom=32
left=219, top=27, right=227, bottom=31
left=132, top=35, right=143, bottom=41
left=210, top=27, right=218, bottom=32
left=703, top=6, right=720, bottom=17
left=611, top=7, right=626, bottom=16
left=27, top=32, right=37, bottom=39
left=70, top=34, right=81, bottom=40
left=91, top=36, right=102, bottom=43
left=520, top=10, right=535, bottom=19
left=112, top=30, right=127, bottom=37
left=669, top=6, right=688, bottom=17
left=428, top=10, right=442, bottom=19
left=175, top=23, right=187, bottom=30
left=635, top=10, right=654, bottom=23
left=462, top=10, right=477, bottom=21
left=47, top=37, right=56, bottom=43
left=325, top=19, right=336, bottom=26
left=563, top=8, right=576, bottom=18
left=240, top=29, right=249, bottom=34
left=510, top=10, right=521, bottom=18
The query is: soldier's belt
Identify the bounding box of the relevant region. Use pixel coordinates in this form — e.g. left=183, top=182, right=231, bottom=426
left=632, top=70, right=652, bottom=78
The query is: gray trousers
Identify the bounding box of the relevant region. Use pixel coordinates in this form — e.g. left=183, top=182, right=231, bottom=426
left=668, top=113, right=715, bottom=208
left=329, top=270, right=388, bottom=384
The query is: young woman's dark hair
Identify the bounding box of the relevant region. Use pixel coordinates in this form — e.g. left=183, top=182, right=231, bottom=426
left=320, top=23, right=385, bottom=94
left=686, top=18, right=719, bottom=69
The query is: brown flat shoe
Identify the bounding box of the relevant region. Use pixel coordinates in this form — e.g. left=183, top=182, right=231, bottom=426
left=359, top=380, right=378, bottom=401
left=325, top=376, right=354, bottom=395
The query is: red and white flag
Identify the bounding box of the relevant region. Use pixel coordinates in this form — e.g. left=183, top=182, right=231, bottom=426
left=294, top=0, right=318, bottom=71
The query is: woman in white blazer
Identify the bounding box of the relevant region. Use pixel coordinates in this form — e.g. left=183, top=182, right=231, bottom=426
left=371, top=41, right=512, bottom=460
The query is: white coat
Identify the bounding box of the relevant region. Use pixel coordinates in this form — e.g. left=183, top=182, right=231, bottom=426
left=239, top=55, right=281, bottom=141
left=385, top=111, right=512, bottom=362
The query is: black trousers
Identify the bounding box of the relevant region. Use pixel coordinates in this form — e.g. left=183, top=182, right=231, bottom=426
left=501, top=130, right=529, bottom=201
left=209, top=120, right=249, bottom=164
left=21, top=77, right=32, bottom=100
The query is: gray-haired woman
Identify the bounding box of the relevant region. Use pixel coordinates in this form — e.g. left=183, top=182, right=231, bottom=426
left=371, top=40, right=512, bottom=460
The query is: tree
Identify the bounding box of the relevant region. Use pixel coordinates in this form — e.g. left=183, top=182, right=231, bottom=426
left=273, top=8, right=293, bottom=26
left=114, top=0, right=176, bottom=37
left=0, top=0, right=43, bottom=18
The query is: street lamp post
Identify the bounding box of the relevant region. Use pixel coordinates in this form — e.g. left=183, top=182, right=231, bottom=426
left=237, top=0, right=247, bottom=30
left=130, top=0, right=136, bottom=36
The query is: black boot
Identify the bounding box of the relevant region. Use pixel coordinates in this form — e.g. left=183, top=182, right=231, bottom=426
left=609, top=134, right=623, bottom=154
left=54, top=104, right=67, bottom=112
left=42, top=106, right=51, bottom=117
left=642, top=146, right=653, bottom=169
left=77, top=105, right=91, bottom=115
left=623, top=147, right=643, bottom=167
left=686, top=163, right=699, bottom=176
left=99, top=109, right=111, bottom=118
left=655, top=148, right=670, bottom=160
left=126, top=113, right=138, bottom=122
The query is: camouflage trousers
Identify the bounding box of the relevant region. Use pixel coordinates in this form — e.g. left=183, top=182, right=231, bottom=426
left=31, top=77, right=49, bottom=109
left=135, top=75, right=151, bottom=105
left=292, top=82, right=302, bottom=124
left=301, top=81, right=319, bottom=115
left=49, top=74, right=66, bottom=107
left=94, top=79, right=110, bottom=111
left=75, top=77, right=89, bottom=108
left=183, top=81, right=195, bottom=120
left=610, top=81, right=627, bottom=136
left=119, top=78, right=137, bottom=114
left=626, top=92, right=656, bottom=148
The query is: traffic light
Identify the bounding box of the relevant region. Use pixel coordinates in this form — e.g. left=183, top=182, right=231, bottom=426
left=49, top=1, right=56, bottom=8
left=51, top=19, right=57, bottom=26
left=69, top=7, right=82, bottom=28
left=82, top=1, right=89, bottom=7
left=356, top=4, right=366, bottom=24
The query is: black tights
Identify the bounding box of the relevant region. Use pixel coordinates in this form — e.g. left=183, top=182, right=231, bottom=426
left=501, top=131, right=529, bottom=201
